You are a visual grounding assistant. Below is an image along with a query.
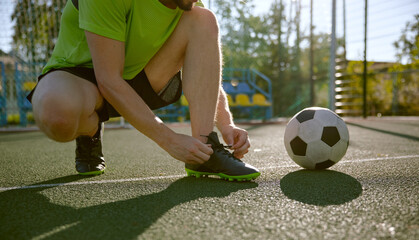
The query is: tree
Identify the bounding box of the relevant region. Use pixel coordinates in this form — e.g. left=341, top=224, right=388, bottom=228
left=213, top=0, right=271, bottom=70
left=390, top=14, right=419, bottom=115
left=11, top=0, right=66, bottom=69
left=212, top=0, right=341, bottom=116
left=393, top=14, right=419, bottom=67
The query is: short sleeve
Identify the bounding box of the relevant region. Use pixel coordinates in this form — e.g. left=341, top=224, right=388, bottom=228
left=79, top=0, right=131, bottom=42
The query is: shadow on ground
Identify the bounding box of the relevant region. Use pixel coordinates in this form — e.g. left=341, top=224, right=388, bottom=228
left=0, top=176, right=257, bottom=239
left=280, top=170, right=362, bottom=206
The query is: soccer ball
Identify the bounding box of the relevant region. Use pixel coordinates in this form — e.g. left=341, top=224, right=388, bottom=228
left=284, top=107, right=349, bottom=170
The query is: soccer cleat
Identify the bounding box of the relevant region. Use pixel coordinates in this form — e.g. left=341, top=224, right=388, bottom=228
left=185, top=132, right=260, bottom=181
left=75, top=122, right=106, bottom=175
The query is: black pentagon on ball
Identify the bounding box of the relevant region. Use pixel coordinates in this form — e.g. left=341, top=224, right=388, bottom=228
left=290, top=136, right=307, bottom=156
left=321, top=126, right=341, bottom=147
left=315, top=160, right=336, bottom=170
left=296, top=109, right=316, bottom=123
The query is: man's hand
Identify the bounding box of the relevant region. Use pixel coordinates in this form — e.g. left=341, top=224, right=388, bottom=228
left=215, top=88, right=250, bottom=159
left=219, top=125, right=251, bottom=159
left=162, top=133, right=213, bottom=165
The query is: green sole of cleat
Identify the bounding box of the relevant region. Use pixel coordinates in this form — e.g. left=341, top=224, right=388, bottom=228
left=77, top=169, right=105, bottom=176
left=185, top=168, right=260, bottom=182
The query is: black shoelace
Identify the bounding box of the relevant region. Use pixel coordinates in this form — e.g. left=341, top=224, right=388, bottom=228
left=211, top=143, right=243, bottom=162
left=200, top=134, right=243, bottom=161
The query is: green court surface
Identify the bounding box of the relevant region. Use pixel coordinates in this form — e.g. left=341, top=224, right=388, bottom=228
left=0, top=117, right=418, bottom=239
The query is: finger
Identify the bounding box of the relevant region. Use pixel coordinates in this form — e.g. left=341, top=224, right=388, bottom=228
left=233, top=132, right=248, bottom=149
left=193, top=151, right=211, bottom=163
left=225, top=134, right=234, bottom=146
left=199, top=143, right=214, bottom=156
left=233, top=150, right=247, bottom=159
left=234, top=150, right=248, bottom=159
left=189, top=143, right=212, bottom=161
left=234, top=141, right=250, bottom=157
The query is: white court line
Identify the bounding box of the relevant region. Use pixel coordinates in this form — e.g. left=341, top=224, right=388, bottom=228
left=0, top=155, right=418, bottom=192
left=342, top=155, right=419, bottom=163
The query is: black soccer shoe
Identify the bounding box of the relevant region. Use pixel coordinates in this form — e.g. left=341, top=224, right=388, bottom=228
left=185, top=132, right=260, bottom=181
left=75, top=122, right=106, bottom=175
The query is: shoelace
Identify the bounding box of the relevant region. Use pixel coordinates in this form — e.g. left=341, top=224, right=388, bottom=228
left=212, top=143, right=232, bottom=151
left=200, top=134, right=243, bottom=162
left=200, top=134, right=231, bottom=150
left=212, top=143, right=243, bottom=162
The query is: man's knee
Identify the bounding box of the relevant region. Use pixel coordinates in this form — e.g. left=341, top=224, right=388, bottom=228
left=39, top=114, right=78, bottom=142
left=185, top=7, right=219, bottom=38
left=33, top=93, right=80, bottom=142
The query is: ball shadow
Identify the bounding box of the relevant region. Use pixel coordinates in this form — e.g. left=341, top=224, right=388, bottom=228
left=280, top=170, right=362, bottom=206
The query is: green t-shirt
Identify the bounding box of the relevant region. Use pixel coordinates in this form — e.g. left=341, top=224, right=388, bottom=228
left=43, top=0, right=203, bottom=80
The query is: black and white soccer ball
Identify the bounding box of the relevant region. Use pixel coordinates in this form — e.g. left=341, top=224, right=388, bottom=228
left=284, top=107, right=349, bottom=170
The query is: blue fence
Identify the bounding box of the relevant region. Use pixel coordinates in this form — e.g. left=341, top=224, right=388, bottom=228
left=0, top=62, right=7, bottom=126
left=222, top=68, right=273, bottom=120
left=0, top=60, right=42, bottom=126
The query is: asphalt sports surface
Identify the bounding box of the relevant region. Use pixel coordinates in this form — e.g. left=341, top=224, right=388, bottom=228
left=0, top=117, right=418, bottom=239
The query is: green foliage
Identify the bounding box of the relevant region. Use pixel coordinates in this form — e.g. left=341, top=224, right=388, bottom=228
left=214, top=0, right=335, bottom=116
left=11, top=0, right=67, bottom=65
left=390, top=14, right=419, bottom=115
left=214, top=1, right=417, bottom=116
left=302, top=33, right=336, bottom=108
left=393, top=14, right=419, bottom=66
left=214, top=0, right=270, bottom=70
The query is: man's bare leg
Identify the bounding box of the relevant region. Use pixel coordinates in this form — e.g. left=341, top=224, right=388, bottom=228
left=145, top=6, right=260, bottom=181
left=145, top=7, right=221, bottom=143
left=32, top=71, right=103, bottom=142
left=183, top=10, right=221, bottom=143
left=32, top=70, right=106, bottom=175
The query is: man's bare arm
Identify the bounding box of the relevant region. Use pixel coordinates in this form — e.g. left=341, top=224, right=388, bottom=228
left=215, top=88, right=235, bottom=130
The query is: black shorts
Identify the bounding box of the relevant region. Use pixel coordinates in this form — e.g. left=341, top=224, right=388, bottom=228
left=27, top=67, right=183, bottom=122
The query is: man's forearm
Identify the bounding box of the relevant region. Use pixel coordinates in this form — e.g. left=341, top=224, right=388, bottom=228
left=98, top=75, right=175, bottom=147
left=215, top=88, right=235, bottom=130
